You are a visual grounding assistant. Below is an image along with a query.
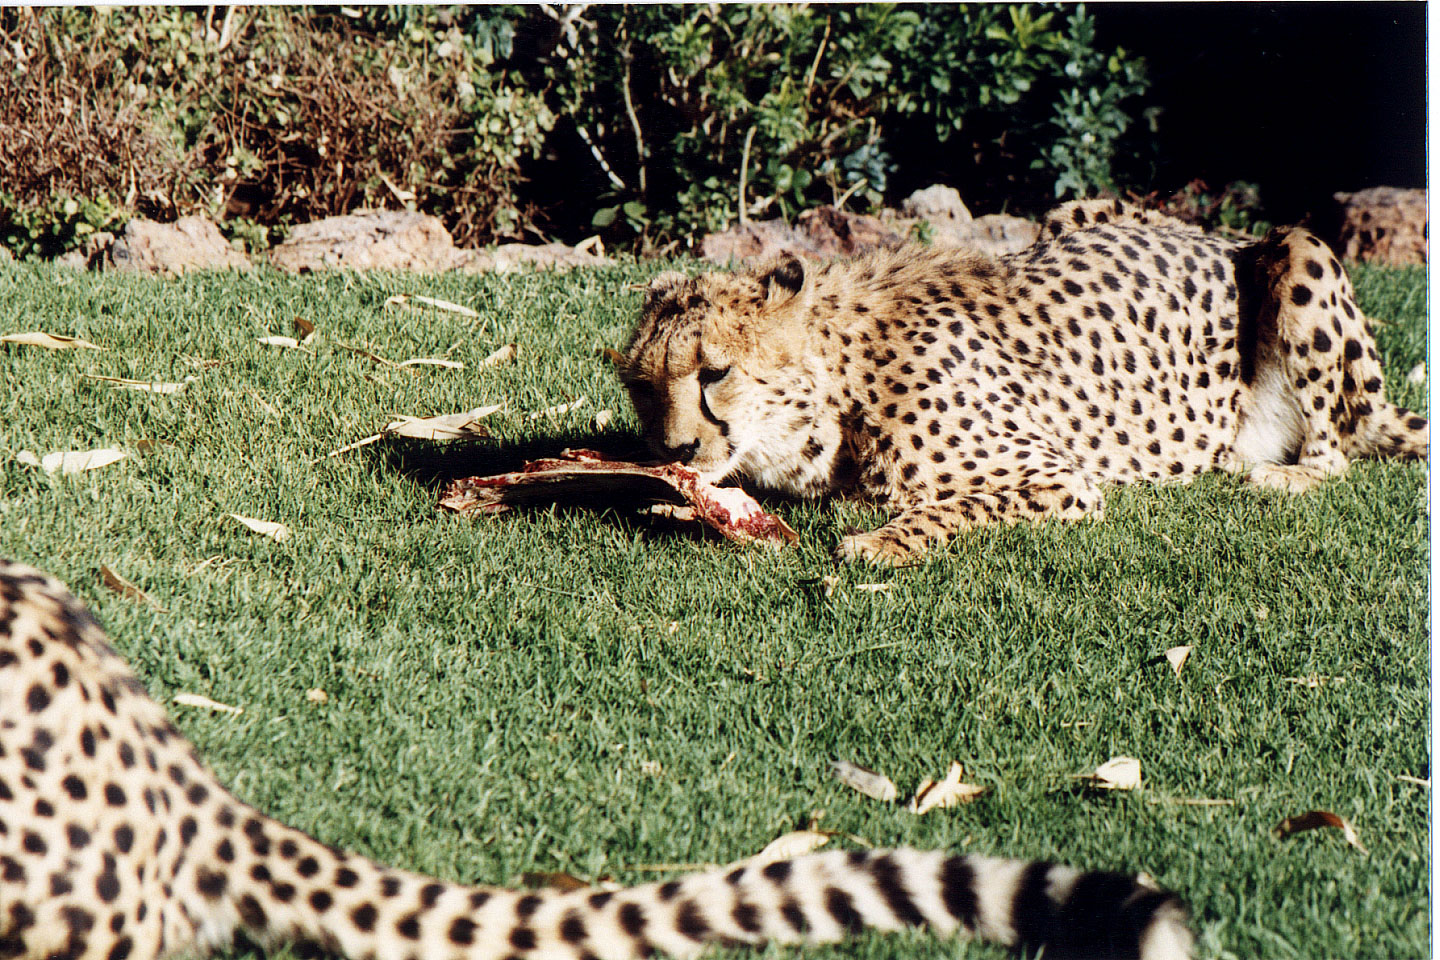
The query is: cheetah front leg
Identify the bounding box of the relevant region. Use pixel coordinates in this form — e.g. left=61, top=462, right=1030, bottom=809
left=836, top=468, right=1104, bottom=565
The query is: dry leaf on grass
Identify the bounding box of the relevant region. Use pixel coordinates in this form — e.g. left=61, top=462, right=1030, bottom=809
left=173, top=693, right=243, bottom=715
left=1, top=331, right=103, bottom=350
left=830, top=760, right=899, bottom=802
left=598, top=346, right=626, bottom=365
left=83, top=374, right=195, bottom=395
left=1273, top=810, right=1368, bottom=854
left=17, top=448, right=128, bottom=475
left=384, top=294, right=479, bottom=318
left=228, top=514, right=291, bottom=542
left=293, top=317, right=317, bottom=342
left=313, top=404, right=503, bottom=461
left=908, top=762, right=988, bottom=814
left=1284, top=675, right=1346, bottom=689
left=333, top=341, right=397, bottom=367
left=528, top=397, right=588, bottom=419
left=1396, top=774, right=1430, bottom=788
left=395, top=357, right=465, bottom=370
left=479, top=343, right=517, bottom=368
left=385, top=404, right=503, bottom=439
left=1165, top=645, right=1193, bottom=678
left=1407, top=362, right=1425, bottom=384
left=521, top=871, right=592, bottom=893
left=1078, top=756, right=1142, bottom=790
left=99, top=565, right=166, bottom=611
left=594, top=409, right=613, bottom=430
left=750, top=830, right=830, bottom=866
left=256, top=335, right=310, bottom=351
left=305, top=688, right=329, bottom=704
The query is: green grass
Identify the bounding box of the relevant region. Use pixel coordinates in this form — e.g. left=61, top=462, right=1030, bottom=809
left=0, top=257, right=1428, bottom=960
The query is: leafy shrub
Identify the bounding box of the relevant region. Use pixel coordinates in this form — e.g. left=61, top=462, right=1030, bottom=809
left=0, top=6, right=553, bottom=257
left=1134, top=179, right=1273, bottom=236
left=544, top=4, right=1151, bottom=247
left=0, top=4, right=1152, bottom=256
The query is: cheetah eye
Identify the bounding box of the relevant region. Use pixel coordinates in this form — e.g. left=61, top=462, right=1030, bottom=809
left=697, top=366, right=732, bottom=387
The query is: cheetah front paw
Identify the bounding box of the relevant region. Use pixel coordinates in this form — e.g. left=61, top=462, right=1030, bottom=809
left=835, top=530, right=919, bottom=566
left=1246, top=463, right=1331, bottom=493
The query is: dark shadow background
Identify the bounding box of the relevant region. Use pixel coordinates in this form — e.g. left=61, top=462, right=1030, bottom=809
left=1090, top=2, right=1426, bottom=222
left=521, top=3, right=1425, bottom=238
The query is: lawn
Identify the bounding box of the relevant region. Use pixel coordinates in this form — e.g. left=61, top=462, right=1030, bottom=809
left=0, top=256, right=1428, bottom=959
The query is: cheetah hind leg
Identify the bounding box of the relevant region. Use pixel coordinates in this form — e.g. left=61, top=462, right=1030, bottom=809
left=1233, top=225, right=1427, bottom=494
left=836, top=471, right=1104, bottom=566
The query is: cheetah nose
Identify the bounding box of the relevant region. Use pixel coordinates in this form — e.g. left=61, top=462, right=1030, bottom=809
left=662, top=439, right=701, bottom=463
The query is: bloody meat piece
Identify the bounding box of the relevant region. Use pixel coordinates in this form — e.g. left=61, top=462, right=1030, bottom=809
left=439, top=449, right=797, bottom=546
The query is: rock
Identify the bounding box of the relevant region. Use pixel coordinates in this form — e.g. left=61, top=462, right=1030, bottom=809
left=268, top=210, right=457, bottom=273
left=700, top=206, right=904, bottom=265
left=0, top=245, right=12, bottom=265
left=54, top=232, right=116, bottom=271
left=963, top=214, right=1040, bottom=256
left=1332, top=187, right=1426, bottom=265
left=890, top=185, right=1039, bottom=256
left=795, top=206, right=906, bottom=258
left=108, top=218, right=249, bottom=275
left=453, top=238, right=611, bottom=274
left=902, top=185, right=973, bottom=226
left=700, top=220, right=820, bottom=264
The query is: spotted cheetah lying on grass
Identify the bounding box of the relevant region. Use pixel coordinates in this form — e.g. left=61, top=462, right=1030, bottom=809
left=622, top=199, right=1428, bottom=564
left=0, top=559, right=1192, bottom=960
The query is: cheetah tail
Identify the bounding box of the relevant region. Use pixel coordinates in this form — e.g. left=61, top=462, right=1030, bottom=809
left=218, top=827, right=1192, bottom=960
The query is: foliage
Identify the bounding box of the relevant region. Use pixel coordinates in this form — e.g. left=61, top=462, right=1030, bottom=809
left=0, top=6, right=553, bottom=256
left=0, top=192, right=129, bottom=261
left=1134, top=179, right=1274, bottom=237
left=0, top=4, right=1152, bottom=255
left=549, top=4, right=1151, bottom=247
left=1032, top=7, right=1150, bottom=198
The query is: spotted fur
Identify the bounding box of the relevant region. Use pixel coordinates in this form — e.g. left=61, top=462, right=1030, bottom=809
left=622, top=199, right=1428, bottom=563
left=0, top=560, right=1190, bottom=960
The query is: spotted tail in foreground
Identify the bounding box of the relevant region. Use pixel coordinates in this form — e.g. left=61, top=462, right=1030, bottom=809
left=0, top=560, right=1192, bottom=960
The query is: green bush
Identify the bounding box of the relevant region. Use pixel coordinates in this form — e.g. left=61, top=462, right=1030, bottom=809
left=548, top=4, right=1151, bottom=246
left=0, top=4, right=1152, bottom=256
left=0, top=6, right=553, bottom=256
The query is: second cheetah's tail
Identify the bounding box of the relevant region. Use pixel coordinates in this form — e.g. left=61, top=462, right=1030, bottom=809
left=514, top=849, right=1194, bottom=960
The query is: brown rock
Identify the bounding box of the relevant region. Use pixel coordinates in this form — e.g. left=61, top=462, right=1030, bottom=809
left=1332, top=187, right=1427, bottom=265
left=796, top=206, right=906, bottom=257
left=108, top=218, right=249, bottom=275
left=700, top=206, right=904, bottom=265
left=699, top=220, right=820, bottom=264
left=453, top=239, right=611, bottom=274
left=55, top=232, right=116, bottom=271
left=268, top=210, right=457, bottom=273
left=901, top=185, right=973, bottom=226
left=965, top=214, right=1040, bottom=256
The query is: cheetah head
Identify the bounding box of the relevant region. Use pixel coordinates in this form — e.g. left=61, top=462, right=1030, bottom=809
left=619, top=255, right=844, bottom=496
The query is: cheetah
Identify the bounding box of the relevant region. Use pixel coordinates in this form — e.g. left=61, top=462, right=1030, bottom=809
left=0, top=559, right=1191, bottom=960
left=622, top=199, right=1428, bottom=564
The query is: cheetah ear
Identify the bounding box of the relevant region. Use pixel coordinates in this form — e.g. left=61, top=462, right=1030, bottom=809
left=757, top=253, right=806, bottom=304
left=642, top=270, right=690, bottom=305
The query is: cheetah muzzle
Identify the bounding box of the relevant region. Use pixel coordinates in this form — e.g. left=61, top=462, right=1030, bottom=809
left=621, top=199, right=1428, bottom=565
